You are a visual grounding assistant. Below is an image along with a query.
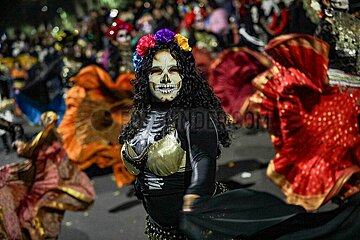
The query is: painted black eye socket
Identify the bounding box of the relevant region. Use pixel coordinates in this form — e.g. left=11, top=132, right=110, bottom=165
left=150, top=68, right=162, bottom=75
left=169, top=66, right=179, bottom=74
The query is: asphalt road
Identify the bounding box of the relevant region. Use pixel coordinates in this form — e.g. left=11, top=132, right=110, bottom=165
left=0, top=123, right=334, bottom=240
left=58, top=128, right=282, bottom=240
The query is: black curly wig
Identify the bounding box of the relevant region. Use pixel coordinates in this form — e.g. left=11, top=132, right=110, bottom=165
left=119, top=41, right=231, bottom=148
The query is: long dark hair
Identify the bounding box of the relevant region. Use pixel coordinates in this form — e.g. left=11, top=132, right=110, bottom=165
left=119, top=41, right=231, bottom=147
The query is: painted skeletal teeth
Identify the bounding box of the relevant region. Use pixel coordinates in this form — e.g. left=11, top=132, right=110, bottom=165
left=155, top=84, right=177, bottom=91
left=159, top=89, right=174, bottom=94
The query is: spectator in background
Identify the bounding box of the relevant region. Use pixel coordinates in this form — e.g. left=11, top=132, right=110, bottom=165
left=153, top=6, right=177, bottom=32
left=203, top=0, right=230, bottom=35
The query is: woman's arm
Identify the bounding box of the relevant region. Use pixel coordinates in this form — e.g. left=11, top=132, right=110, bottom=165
left=0, top=117, right=24, bottom=143
left=0, top=117, right=12, bottom=132
left=183, top=112, right=218, bottom=211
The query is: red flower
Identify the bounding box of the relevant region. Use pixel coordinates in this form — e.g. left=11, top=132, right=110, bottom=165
left=136, top=34, right=156, bottom=57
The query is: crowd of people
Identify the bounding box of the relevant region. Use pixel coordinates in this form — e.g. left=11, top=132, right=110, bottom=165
left=0, top=0, right=320, bottom=95
left=0, top=0, right=360, bottom=239
left=0, top=0, right=319, bottom=180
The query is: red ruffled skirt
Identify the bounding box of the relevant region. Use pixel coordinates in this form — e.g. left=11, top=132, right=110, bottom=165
left=209, top=48, right=271, bottom=124
left=251, top=34, right=360, bottom=210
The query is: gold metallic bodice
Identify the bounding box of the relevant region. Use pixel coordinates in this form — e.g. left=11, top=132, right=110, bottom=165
left=121, top=131, right=188, bottom=176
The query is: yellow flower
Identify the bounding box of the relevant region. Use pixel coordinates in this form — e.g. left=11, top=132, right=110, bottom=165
left=174, top=34, right=192, bottom=52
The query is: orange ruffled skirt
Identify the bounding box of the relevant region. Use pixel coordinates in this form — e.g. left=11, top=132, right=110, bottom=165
left=58, top=65, right=135, bottom=187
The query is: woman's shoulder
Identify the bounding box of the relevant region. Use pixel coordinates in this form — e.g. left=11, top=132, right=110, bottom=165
left=177, top=108, right=213, bottom=122
left=177, top=108, right=216, bottom=133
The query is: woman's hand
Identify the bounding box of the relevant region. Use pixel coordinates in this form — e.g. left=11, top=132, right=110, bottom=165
left=183, top=194, right=200, bottom=212
left=14, top=140, right=26, bottom=155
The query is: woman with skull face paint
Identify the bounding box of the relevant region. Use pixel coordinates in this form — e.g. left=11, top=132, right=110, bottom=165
left=120, top=29, right=360, bottom=240
left=119, top=28, right=231, bottom=239
left=105, top=18, right=135, bottom=77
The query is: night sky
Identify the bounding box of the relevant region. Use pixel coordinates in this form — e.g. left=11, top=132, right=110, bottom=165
left=0, top=0, right=77, bottom=32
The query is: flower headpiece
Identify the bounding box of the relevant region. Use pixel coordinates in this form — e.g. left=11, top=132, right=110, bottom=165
left=183, top=6, right=207, bottom=29
left=132, top=28, right=192, bottom=72
left=105, top=19, right=133, bottom=40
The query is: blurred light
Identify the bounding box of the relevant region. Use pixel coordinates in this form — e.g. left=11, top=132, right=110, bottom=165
left=41, top=5, right=48, bottom=12
left=57, top=7, right=63, bottom=13
left=144, top=2, right=150, bottom=8
left=60, top=12, right=67, bottom=18
left=109, top=9, right=118, bottom=18
left=74, top=29, right=79, bottom=34
left=65, top=221, right=72, bottom=227
left=53, top=26, right=60, bottom=32
left=241, top=172, right=252, bottom=178
left=31, top=29, right=37, bottom=35
left=1, top=33, right=6, bottom=41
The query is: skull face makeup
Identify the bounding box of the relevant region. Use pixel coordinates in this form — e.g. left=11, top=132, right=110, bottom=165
left=116, top=29, right=131, bottom=43
left=149, top=50, right=182, bottom=102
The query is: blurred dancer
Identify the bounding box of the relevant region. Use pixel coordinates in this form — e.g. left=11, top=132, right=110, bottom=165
left=0, top=95, right=15, bottom=154
left=209, top=47, right=271, bottom=125
left=105, top=19, right=135, bottom=78
left=0, top=112, right=95, bottom=239
left=251, top=34, right=360, bottom=210
left=58, top=29, right=135, bottom=187
left=181, top=34, right=360, bottom=240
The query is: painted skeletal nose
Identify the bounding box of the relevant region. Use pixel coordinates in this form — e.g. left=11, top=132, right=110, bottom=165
left=160, top=74, right=171, bottom=84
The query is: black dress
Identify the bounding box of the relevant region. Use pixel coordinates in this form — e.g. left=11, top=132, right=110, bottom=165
left=180, top=187, right=360, bottom=239
left=121, top=108, right=224, bottom=239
